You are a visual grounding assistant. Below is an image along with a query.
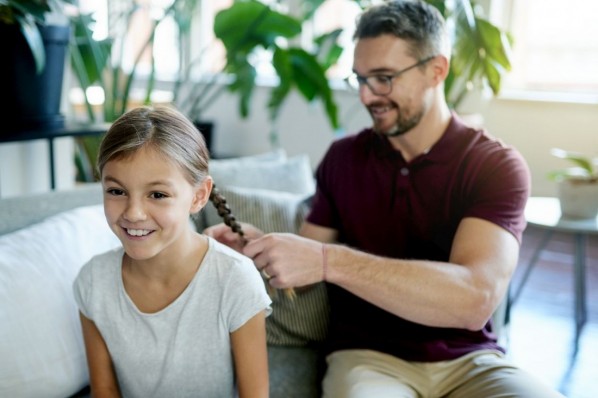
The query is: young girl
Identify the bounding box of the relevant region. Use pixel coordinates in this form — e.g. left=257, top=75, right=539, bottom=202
left=73, top=106, right=271, bottom=397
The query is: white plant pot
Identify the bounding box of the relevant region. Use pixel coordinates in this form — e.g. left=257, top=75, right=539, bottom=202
left=557, top=179, right=598, bottom=219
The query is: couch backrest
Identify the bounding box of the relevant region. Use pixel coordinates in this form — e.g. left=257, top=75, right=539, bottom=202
left=0, top=183, right=103, bottom=235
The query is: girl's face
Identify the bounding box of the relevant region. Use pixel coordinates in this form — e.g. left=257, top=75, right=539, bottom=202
left=101, top=146, right=210, bottom=262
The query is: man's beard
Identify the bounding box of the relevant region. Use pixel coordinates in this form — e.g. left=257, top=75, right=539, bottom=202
left=373, top=106, right=424, bottom=137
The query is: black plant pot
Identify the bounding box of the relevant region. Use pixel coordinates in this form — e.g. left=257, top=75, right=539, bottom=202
left=0, top=23, right=70, bottom=134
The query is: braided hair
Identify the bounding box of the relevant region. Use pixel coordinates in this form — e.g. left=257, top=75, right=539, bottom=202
left=209, top=185, right=246, bottom=244
left=209, top=185, right=296, bottom=299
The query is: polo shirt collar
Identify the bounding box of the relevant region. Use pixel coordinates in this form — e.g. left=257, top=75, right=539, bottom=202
left=369, top=112, right=472, bottom=165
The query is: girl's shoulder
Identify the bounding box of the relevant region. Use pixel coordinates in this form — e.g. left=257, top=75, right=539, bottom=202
left=205, top=237, right=250, bottom=264
left=76, top=247, right=124, bottom=283
left=203, top=237, right=259, bottom=278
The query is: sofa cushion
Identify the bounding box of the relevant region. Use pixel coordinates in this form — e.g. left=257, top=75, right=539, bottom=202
left=209, top=154, right=315, bottom=195
left=0, top=184, right=103, bottom=235
left=0, top=205, right=120, bottom=398
left=199, top=185, right=329, bottom=347
left=211, top=148, right=287, bottom=165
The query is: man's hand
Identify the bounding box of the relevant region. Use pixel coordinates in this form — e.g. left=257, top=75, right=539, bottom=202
left=243, top=233, right=325, bottom=289
left=204, top=222, right=264, bottom=253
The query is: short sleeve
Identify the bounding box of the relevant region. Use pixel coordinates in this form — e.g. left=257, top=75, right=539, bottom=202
left=72, top=260, right=94, bottom=319
left=222, top=257, right=272, bottom=333
left=464, top=144, right=531, bottom=243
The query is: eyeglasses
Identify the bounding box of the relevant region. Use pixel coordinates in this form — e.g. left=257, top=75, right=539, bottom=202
left=345, top=56, right=436, bottom=96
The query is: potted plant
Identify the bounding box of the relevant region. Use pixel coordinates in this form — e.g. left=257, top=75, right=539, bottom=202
left=0, top=0, right=73, bottom=132
left=549, top=148, right=598, bottom=219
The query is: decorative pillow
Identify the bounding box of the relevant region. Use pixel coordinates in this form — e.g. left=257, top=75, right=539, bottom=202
left=0, top=205, right=120, bottom=398
left=209, top=154, right=315, bottom=195
left=210, top=148, right=287, bottom=165
left=199, top=185, right=329, bottom=347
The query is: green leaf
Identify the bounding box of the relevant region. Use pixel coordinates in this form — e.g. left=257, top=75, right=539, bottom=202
left=288, top=48, right=338, bottom=128
left=215, top=1, right=301, bottom=54
left=269, top=48, right=293, bottom=121
left=476, top=18, right=511, bottom=71
left=228, top=59, right=257, bottom=118
left=17, top=15, right=45, bottom=74
left=314, top=29, right=343, bottom=71
left=10, top=1, right=50, bottom=23
left=551, top=148, right=596, bottom=175
left=70, top=14, right=111, bottom=85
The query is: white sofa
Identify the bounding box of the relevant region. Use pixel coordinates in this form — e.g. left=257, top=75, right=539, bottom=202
left=0, top=151, right=328, bottom=398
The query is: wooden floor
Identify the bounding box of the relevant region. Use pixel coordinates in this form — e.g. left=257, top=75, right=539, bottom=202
left=506, top=226, right=598, bottom=398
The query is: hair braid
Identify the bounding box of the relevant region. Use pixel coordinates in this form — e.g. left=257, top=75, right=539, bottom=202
left=208, top=185, right=295, bottom=300
left=209, top=186, right=247, bottom=245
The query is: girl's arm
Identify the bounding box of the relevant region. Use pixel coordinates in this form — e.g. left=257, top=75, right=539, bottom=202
left=231, top=310, right=269, bottom=398
left=79, top=312, right=122, bottom=398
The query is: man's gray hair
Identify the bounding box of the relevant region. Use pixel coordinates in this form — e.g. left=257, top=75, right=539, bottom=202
left=354, top=0, right=451, bottom=61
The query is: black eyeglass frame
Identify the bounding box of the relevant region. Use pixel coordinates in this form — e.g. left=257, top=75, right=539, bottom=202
left=345, top=56, right=436, bottom=96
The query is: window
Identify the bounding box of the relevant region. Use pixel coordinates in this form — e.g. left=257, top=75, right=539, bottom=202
left=77, top=0, right=362, bottom=80
left=494, top=0, right=598, bottom=99
left=71, top=0, right=368, bottom=116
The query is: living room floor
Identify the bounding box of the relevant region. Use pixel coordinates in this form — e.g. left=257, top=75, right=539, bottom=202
left=507, top=226, right=598, bottom=398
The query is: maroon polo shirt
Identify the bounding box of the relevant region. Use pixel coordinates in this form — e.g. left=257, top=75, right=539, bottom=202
left=307, top=115, right=530, bottom=362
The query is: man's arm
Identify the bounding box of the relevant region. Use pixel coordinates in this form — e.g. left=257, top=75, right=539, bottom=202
left=243, top=217, right=519, bottom=331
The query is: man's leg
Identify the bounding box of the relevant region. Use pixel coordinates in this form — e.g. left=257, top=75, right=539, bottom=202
left=435, top=350, right=565, bottom=398
left=322, top=350, right=425, bottom=398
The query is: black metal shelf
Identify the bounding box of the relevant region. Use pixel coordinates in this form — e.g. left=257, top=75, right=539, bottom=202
left=0, top=123, right=110, bottom=189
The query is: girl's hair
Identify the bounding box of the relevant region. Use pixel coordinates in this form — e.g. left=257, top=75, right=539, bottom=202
left=353, top=0, right=450, bottom=61
left=97, top=105, right=244, bottom=238
left=97, top=106, right=208, bottom=186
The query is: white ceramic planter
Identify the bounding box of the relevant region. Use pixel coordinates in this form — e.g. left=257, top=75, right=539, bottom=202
left=557, top=179, right=598, bottom=219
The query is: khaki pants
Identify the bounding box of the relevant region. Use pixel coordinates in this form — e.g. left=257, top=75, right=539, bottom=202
left=322, top=349, right=565, bottom=398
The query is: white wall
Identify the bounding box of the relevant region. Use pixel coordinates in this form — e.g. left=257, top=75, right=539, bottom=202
left=1, top=84, right=596, bottom=198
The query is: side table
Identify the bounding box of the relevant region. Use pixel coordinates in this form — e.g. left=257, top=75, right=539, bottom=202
left=512, top=196, right=598, bottom=356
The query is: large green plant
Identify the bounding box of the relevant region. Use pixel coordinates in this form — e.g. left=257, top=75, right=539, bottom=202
left=0, top=0, right=73, bottom=74
left=174, top=0, right=343, bottom=141
left=424, top=0, right=512, bottom=109
left=215, top=1, right=341, bottom=130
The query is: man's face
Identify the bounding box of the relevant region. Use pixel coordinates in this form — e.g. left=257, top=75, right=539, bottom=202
left=353, top=35, right=433, bottom=136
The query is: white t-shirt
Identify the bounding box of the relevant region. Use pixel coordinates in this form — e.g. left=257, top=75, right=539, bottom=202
left=73, top=237, right=271, bottom=398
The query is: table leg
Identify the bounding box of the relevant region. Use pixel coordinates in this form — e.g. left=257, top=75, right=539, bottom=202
left=510, top=229, right=554, bottom=306
left=573, top=233, right=587, bottom=355
left=48, top=137, right=56, bottom=190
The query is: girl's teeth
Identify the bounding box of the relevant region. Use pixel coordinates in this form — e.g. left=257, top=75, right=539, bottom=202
left=127, top=229, right=150, bottom=236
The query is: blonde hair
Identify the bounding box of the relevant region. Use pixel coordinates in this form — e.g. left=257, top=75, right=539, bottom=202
left=97, top=105, right=209, bottom=186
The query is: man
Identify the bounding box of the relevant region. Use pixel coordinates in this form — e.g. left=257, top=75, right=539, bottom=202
left=208, top=1, right=564, bottom=396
